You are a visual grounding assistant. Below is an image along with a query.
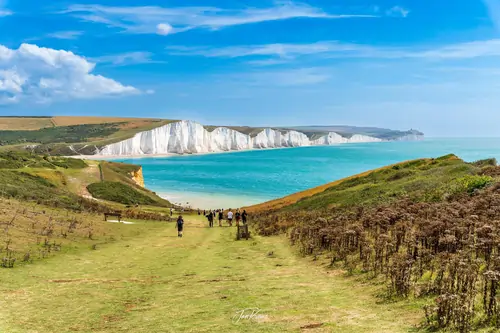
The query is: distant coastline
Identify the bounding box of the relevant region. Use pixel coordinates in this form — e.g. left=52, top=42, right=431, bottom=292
left=70, top=140, right=392, bottom=160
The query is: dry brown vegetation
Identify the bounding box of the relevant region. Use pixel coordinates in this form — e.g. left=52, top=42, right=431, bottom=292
left=0, top=197, right=119, bottom=267
left=0, top=117, right=54, bottom=131
left=51, top=116, right=160, bottom=127
left=252, top=156, right=500, bottom=332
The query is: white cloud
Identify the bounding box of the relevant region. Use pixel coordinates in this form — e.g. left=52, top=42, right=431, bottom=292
left=0, top=43, right=140, bottom=104
left=484, top=0, right=500, bottom=32
left=0, top=0, right=11, bottom=17
left=386, top=6, right=409, bottom=18
left=157, top=23, right=173, bottom=35
left=167, top=42, right=367, bottom=59
left=63, top=3, right=377, bottom=35
left=167, top=39, right=500, bottom=62
left=47, top=31, right=84, bottom=40
left=232, top=68, right=331, bottom=86
left=92, top=51, right=157, bottom=66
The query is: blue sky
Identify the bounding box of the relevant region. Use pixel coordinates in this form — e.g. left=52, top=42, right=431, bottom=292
left=0, top=0, right=499, bottom=136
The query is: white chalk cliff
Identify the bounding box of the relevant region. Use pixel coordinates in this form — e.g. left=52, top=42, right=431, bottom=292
left=99, top=120, right=405, bottom=156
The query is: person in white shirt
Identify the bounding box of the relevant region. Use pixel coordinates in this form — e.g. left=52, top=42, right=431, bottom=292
left=227, top=210, right=234, bottom=226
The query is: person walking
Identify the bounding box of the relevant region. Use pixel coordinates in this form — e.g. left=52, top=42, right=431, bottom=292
left=235, top=209, right=241, bottom=226
left=176, top=215, right=184, bottom=238
left=206, top=211, right=214, bottom=228
left=218, top=210, right=223, bottom=227
left=242, top=210, right=248, bottom=224
left=227, top=209, right=234, bottom=226
left=170, top=208, right=173, bottom=217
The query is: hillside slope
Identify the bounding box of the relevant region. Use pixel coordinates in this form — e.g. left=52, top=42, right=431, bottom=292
left=250, top=155, right=500, bottom=332
left=0, top=116, right=175, bottom=155
left=0, top=151, right=173, bottom=216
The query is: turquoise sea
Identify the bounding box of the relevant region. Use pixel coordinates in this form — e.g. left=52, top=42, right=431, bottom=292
left=113, top=138, right=500, bottom=209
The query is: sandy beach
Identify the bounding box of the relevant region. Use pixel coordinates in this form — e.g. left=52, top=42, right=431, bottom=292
left=157, top=191, right=269, bottom=210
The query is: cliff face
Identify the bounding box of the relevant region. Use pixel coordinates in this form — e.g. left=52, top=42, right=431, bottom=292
left=130, top=167, right=145, bottom=187
left=99, top=120, right=417, bottom=156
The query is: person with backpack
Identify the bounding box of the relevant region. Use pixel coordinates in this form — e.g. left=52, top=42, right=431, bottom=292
left=206, top=211, right=214, bottom=228
left=235, top=210, right=241, bottom=226
left=176, top=215, right=184, bottom=238
left=218, top=210, right=223, bottom=227
left=242, top=210, right=248, bottom=224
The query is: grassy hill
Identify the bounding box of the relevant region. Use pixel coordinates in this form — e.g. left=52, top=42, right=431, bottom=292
left=249, top=155, right=500, bottom=332
left=0, top=116, right=175, bottom=155
left=0, top=151, right=173, bottom=218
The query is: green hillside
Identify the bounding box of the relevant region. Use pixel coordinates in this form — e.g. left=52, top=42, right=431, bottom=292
left=0, top=151, right=173, bottom=216
left=0, top=116, right=174, bottom=155
left=250, top=155, right=500, bottom=332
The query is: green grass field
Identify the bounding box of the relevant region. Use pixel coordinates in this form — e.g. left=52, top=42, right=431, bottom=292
left=0, top=212, right=425, bottom=333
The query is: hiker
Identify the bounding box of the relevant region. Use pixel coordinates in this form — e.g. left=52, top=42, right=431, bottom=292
left=170, top=208, right=173, bottom=217
left=235, top=209, right=241, bottom=226
left=206, top=211, right=214, bottom=228
left=227, top=209, right=234, bottom=226
left=242, top=210, right=248, bottom=224
left=218, top=210, right=223, bottom=227
left=176, top=215, right=184, bottom=238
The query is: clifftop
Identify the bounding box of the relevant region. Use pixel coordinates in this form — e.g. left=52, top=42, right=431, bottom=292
left=0, top=117, right=424, bottom=156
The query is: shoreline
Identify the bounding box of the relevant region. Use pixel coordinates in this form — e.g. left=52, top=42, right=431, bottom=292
left=68, top=141, right=393, bottom=160
left=156, top=191, right=270, bottom=210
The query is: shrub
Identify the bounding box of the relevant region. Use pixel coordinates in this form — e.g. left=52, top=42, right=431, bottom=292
left=451, top=175, right=493, bottom=195
left=473, top=158, right=497, bottom=167
left=87, top=182, right=156, bottom=205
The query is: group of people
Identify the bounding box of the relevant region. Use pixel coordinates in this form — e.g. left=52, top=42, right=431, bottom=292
left=176, top=208, right=248, bottom=237
left=202, top=208, right=248, bottom=228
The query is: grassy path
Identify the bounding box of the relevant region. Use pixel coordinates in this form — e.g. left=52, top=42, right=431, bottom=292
left=0, top=216, right=424, bottom=332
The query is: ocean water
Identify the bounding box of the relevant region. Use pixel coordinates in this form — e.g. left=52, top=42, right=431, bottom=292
left=113, top=138, right=500, bottom=209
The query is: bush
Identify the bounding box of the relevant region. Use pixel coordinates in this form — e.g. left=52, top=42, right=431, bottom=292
left=0, top=123, right=121, bottom=145
left=87, top=182, right=156, bottom=205
left=50, top=158, right=87, bottom=169
left=451, top=175, right=493, bottom=195
left=472, top=158, right=497, bottom=167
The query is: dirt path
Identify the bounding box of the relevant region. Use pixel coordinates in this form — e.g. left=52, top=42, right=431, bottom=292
left=0, top=216, right=424, bottom=333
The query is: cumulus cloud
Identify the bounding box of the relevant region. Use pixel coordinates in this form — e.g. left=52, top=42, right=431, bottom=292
left=157, top=23, right=173, bottom=35
left=0, top=43, right=140, bottom=104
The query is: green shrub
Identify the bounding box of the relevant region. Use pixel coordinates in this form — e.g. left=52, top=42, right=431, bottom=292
left=451, top=175, right=493, bottom=195
left=87, top=182, right=156, bottom=205
left=50, top=158, right=87, bottom=169
left=0, top=123, right=121, bottom=145
left=472, top=158, right=497, bottom=167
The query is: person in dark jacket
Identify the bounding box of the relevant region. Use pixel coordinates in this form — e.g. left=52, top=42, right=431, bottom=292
left=235, top=210, right=241, bottom=226
left=218, top=210, right=223, bottom=227
left=206, top=211, right=214, bottom=228
left=176, top=215, right=184, bottom=237
left=242, top=210, right=248, bottom=224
